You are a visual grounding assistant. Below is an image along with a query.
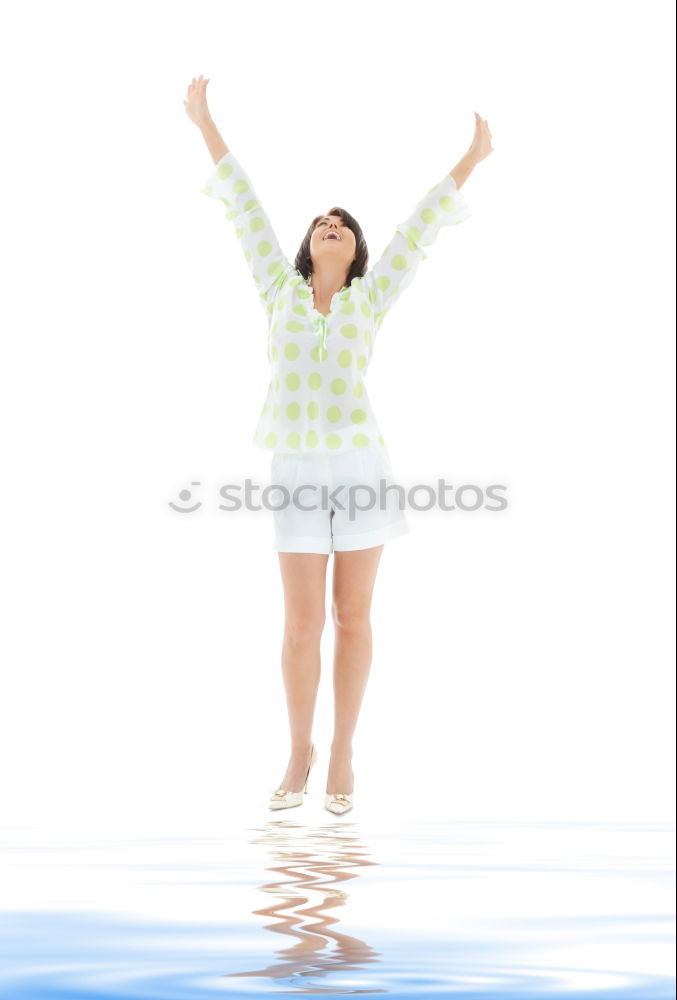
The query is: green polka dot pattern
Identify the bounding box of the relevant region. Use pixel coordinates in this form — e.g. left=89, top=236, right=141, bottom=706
left=310, top=344, right=328, bottom=362
left=201, top=149, right=471, bottom=455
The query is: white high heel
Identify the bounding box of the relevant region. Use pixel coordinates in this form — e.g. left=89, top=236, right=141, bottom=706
left=269, top=744, right=318, bottom=810
left=324, top=791, right=353, bottom=815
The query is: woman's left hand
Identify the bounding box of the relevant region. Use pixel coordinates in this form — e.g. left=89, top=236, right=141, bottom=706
left=468, top=112, right=494, bottom=164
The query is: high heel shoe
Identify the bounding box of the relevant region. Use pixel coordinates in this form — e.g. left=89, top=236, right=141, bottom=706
left=324, top=791, right=353, bottom=815
left=269, top=744, right=318, bottom=810
left=324, top=753, right=354, bottom=813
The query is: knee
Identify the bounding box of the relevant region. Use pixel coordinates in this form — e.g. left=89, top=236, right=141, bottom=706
left=331, top=599, right=371, bottom=632
left=284, top=612, right=325, bottom=646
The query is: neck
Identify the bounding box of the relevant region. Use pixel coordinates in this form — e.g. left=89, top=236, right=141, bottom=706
left=308, top=266, right=348, bottom=303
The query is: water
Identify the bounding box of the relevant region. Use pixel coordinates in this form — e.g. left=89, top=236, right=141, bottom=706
left=0, top=820, right=674, bottom=998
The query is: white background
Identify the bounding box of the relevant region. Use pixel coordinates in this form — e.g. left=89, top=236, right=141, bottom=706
left=1, top=0, right=674, bottom=835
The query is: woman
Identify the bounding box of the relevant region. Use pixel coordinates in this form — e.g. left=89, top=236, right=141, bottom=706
left=184, top=75, right=493, bottom=815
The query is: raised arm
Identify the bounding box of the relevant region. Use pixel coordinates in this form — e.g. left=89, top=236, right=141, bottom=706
left=361, top=113, right=493, bottom=329
left=360, top=169, right=472, bottom=327
left=185, top=76, right=296, bottom=311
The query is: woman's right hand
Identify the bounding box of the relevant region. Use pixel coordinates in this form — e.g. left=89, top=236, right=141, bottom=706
left=184, top=75, right=211, bottom=128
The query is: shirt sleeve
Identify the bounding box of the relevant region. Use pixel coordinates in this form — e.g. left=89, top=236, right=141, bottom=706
left=200, top=150, right=297, bottom=311
left=361, top=172, right=472, bottom=330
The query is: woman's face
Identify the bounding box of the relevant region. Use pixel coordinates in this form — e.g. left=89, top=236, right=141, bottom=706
left=309, top=213, right=356, bottom=277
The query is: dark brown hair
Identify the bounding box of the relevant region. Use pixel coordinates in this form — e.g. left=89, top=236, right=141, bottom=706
left=294, top=207, right=369, bottom=288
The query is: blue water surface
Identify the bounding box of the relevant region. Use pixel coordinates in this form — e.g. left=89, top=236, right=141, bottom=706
left=0, top=820, right=674, bottom=998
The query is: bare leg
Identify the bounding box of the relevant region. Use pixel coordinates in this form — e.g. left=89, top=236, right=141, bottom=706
left=327, top=544, right=385, bottom=794
left=276, top=551, right=329, bottom=792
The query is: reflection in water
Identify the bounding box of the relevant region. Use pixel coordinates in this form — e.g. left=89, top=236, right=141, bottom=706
left=0, top=820, right=673, bottom=997
left=223, top=821, right=387, bottom=992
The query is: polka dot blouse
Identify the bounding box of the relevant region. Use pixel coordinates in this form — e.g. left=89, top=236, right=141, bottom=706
left=200, top=150, right=471, bottom=455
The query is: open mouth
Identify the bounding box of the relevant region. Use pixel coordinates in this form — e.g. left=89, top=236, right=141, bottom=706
left=323, top=232, right=341, bottom=241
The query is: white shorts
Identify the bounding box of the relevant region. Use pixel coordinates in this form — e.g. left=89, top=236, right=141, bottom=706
left=270, top=447, right=410, bottom=553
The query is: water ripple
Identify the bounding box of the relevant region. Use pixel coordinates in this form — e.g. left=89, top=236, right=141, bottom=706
left=0, top=820, right=673, bottom=998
